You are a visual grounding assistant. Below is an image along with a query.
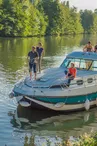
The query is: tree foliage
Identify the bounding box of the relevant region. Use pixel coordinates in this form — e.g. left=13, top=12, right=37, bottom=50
left=37, top=0, right=83, bottom=35
left=0, top=0, right=47, bottom=36
left=0, top=0, right=97, bottom=37
left=80, top=10, right=93, bottom=33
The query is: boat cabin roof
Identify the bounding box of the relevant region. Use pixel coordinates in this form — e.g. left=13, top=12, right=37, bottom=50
left=67, top=51, right=97, bottom=61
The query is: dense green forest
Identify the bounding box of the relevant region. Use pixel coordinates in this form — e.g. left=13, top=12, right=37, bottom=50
left=0, top=0, right=97, bottom=37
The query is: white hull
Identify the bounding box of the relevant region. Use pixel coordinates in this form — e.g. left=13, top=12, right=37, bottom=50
left=19, top=96, right=97, bottom=111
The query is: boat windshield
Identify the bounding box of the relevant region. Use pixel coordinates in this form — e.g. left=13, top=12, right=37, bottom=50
left=61, top=58, right=97, bottom=71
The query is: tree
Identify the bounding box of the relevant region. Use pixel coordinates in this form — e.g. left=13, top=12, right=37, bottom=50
left=1, top=0, right=97, bottom=36
left=90, top=13, right=97, bottom=34
left=94, top=9, right=97, bottom=14
left=80, top=9, right=93, bottom=33
left=66, top=1, right=69, bottom=8
left=0, top=0, right=47, bottom=36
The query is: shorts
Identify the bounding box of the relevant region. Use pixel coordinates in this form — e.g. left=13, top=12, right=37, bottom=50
left=29, top=63, right=36, bottom=73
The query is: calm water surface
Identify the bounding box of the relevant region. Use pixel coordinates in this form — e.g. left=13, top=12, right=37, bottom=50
left=0, top=35, right=97, bottom=146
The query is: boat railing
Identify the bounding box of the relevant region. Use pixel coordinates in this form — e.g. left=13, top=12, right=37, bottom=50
left=33, top=75, right=97, bottom=90
left=48, top=77, right=71, bottom=89
left=23, top=73, right=97, bottom=93
left=49, top=74, right=97, bottom=90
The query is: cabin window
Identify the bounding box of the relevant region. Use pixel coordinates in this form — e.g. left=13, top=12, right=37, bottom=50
left=73, top=59, right=80, bottom=68
left=77, top=80, right=83, bottom=85
left=61, top=58, right=74, bottom=68
left=87, top=78, right=93, bottom=83
left=80, top=59, right=86, bottom=69
left=50, top=85, right=61, bottom=88
left=50, top=84, right=67, bottom=88
left=61, top=58, right=93, bottom=70
left=92, top=61, right=97, bottom=71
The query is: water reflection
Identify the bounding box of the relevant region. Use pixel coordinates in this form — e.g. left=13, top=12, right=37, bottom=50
left=0, top=35, right=96, bottom=75
left=9, top=106, right=97, bottom=146
left=0, top=35, right=83, bottom=74
left=10, top=106, right=97, bottom=139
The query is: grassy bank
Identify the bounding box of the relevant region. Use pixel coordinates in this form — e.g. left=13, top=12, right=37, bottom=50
left=65, top=133, right=97, bottom=146
left=23, top=133, right=97, bottom=146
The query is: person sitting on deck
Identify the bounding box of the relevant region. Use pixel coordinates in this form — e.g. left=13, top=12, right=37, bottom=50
left=65, top=63, right=77, bottom=87
left=83, top=41, right=93, bottom=52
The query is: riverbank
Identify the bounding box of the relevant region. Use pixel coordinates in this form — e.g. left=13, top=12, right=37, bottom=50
left=0, top=33, right=92, bottom=38
left=23, top=133, right=97, bottom=146
left=65, top=133, right=97, bottom=146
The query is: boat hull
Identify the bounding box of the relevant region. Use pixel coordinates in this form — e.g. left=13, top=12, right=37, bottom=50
left=15, top=93, right=97, bottom=111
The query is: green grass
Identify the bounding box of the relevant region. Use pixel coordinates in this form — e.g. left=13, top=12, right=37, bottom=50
left=23, top=133, right=97, bottom=146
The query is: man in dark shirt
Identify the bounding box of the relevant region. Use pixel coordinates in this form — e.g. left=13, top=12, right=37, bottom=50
left=27, top=46, right=38, bottom=80
left=36, top=42, right=44, bottom=73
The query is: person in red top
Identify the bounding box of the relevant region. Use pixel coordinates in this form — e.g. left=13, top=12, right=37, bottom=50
left=65, top=63, right=77, bottom=86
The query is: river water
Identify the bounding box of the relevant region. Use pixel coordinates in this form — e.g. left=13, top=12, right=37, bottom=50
left=0, top=35, right=97, bottom=146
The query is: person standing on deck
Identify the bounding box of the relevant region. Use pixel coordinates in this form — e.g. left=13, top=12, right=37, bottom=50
left=27, top=46, right=38, bottom=80
left=83, top=41, right=94, bottom=52
left=36, top=42, right=44, bottom=73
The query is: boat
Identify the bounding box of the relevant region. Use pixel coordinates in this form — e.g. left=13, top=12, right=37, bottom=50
left=9, top=51, right=97, bottom=111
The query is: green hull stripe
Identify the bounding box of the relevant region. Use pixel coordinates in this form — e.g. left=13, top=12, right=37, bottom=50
left=34, top=92, right=97, bottom=104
